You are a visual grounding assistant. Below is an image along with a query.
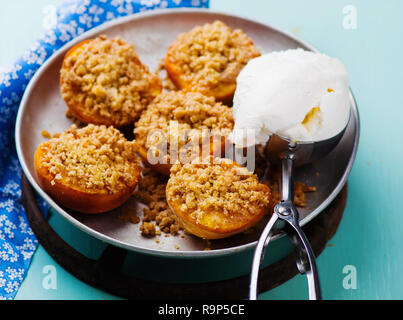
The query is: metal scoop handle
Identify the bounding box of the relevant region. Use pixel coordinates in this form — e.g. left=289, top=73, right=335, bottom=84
left=249, top=152, right=322, bottom=300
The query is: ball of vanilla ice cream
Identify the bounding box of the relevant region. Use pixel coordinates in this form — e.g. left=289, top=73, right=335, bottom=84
left=230, top=48, right=350, bottom=146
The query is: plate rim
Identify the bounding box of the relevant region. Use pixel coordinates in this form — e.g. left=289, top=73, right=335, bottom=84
left=15, top=8, right=360, bottom=258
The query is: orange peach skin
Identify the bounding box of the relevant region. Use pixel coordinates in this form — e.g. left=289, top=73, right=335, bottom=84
left=60, top=39, right=162, bottom=127
left=34, top=144, right=140, bottom=214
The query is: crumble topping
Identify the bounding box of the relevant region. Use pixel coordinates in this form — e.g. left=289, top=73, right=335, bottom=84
left=60, top=35, right=161, bottom=126
left=134, top=90, right=234, bottom=164
left=166, top=20, right=260, bottom=93
left=132, top=166, right=181, bottom=236
left=41, top=130, right=52, bottom=139
left=167, top=157, right=271, bottom=220
left=139, top=222, right=156, bottom=237
left=118, top=202, right=141, bottom=224
left=37, top=124, right=139, bottom=193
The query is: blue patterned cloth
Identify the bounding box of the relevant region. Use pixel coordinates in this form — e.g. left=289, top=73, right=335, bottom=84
left=0, top=0, right=209, bottom=300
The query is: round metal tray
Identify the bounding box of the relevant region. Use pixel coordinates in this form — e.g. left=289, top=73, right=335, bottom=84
left=15, top=9, right=359, bottom=258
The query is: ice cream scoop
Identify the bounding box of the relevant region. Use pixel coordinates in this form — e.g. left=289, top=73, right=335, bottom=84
left=249, top=127, right=347, bottom=300
left=244, top=49, right=351, bottom=300
left=230, top=48, right=350, bottom=146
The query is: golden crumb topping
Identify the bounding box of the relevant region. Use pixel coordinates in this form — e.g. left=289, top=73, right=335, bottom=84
left=37, top=124, right=139, bottom=193
left=166, top=21, right=260, bottom=93
left=60, top=35, right=161, bottom=126
left=134, top=90, right=234, bottom=163
left=167, top=157, right=270, bottom=220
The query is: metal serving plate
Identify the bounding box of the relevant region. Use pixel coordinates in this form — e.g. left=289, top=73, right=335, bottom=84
left=15, top=9, right=359, bottom=258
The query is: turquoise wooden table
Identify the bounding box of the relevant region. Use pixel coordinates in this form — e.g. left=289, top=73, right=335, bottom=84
left=2, top=0, right=402, bottom=300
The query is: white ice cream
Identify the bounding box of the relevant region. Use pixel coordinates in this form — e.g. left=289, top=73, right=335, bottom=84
left=230, top=49, right=350, bottom=146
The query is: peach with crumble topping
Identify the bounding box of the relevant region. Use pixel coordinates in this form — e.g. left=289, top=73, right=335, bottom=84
left=34, top=124, right=141, bottom=213
left=165, top=21, right=260, bottom=104
left=134, top=90, right=234, bottom=175
left=60, top=35, right=161, bottom=127
left=166, top=157, right=271, bottom=239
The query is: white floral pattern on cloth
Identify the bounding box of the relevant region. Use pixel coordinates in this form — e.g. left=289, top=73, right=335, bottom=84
left=0, top=0, right=209, bottom=300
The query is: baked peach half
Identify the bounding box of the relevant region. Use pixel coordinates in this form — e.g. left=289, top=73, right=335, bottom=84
left=34, top=124, right=141, bottom=214
left=165, top=20, right=260, bottom=104
left=134, top=90, right=234, bottom=176
left=166, top=157, right=271, bottom=239
left=60, top=35, right=161, bottom=127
